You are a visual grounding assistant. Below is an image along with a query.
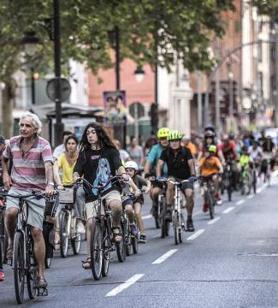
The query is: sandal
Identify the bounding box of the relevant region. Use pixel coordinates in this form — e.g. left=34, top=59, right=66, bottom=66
left=81, top=257, right=91, bottom=270
left=112, top=227, right=122, bottom=243
left=6, top=246, right=13, bottom=261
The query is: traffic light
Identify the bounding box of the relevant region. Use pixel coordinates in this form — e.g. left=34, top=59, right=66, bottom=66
left=149, top=103, right=158, bottom=132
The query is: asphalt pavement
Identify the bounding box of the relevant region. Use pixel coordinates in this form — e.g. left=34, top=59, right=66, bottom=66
left=1, top=175, right=278, bottom=308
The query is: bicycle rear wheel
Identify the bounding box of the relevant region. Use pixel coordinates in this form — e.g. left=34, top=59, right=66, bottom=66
left=13, top=232, right=25, bottom=304
left=116, top=223, right=126, bottom=263
left=59, top=211, right=69, bottom=258
left=207, top=192, right=215, bottom=220
left=26, top=233, right=37, bottom=300
left=90, top=219, right=103, bottom=280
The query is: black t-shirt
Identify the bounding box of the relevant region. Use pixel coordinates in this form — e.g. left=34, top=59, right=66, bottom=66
left=74, top=146, right=122, bottom=200
left=160, top=147, right=193, bottom=179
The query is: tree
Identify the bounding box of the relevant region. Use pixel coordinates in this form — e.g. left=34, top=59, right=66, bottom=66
left=0, top=0, right=234, bottom=137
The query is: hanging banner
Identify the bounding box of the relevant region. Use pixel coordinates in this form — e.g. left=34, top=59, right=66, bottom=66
left=103, top=90, right=127, bottom=123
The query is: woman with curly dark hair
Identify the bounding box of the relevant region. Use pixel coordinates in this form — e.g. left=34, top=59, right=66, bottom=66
left=73, top=122, right=128, bottom=270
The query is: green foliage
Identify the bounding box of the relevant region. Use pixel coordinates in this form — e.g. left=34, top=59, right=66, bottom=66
left=253, top=0, right=278, bottom=21
left=0, top=0, right=234, bottom=81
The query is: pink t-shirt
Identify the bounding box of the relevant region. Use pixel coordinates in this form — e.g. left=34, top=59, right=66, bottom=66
left=3, top=136, right=53, bottom=191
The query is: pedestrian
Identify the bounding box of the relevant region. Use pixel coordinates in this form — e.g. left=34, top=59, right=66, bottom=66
left=114, top=139, right=130, bottom=163
left=2, top=111, right=54, bottom=288
left=127, top=136, right=144, bottom=169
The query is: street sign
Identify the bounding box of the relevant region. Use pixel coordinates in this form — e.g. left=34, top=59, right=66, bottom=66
left=129, top=102, right=145, bottom=119
left=46, top=78, right=71, bottom=102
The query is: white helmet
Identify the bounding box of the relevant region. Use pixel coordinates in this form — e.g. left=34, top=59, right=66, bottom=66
left=125, top=160, right=138, bottom=171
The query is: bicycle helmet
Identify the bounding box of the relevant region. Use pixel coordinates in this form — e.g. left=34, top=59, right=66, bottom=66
left=208, top=145, right=217, bottom=153
left=157, top=127, right=170, bottom=139
left=125, top=160, right=139, bottom=171
left=204, top=125, right=215, bottom=133
left=167, top=130, right=183, bottom=141
left=204, top=130, right=215, bottom=138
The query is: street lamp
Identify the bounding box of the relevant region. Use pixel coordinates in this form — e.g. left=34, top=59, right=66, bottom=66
left=134, top=66, right=145, bottom=83
left=21, top=32, right=40, bottom=105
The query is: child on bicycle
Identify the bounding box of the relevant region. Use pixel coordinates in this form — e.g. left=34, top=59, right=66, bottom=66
left=199, top=145, right=223, bottom=212
left=239, top=146, right=252, bottom=172
left=124, top=161, right=151, bottom=243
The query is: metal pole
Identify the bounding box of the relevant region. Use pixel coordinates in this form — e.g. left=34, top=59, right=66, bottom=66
left=197, top=71, right=202, bottom=132
left=229, top=76, right=233, bottom=118
left=115, top=26, right=120, bottom=91
left=53, top=0, right=63, bottom=146
left=275, top=27, right=278, bottom=126
left=31, top=67, right=35, bottom=105
left=215, top=39, right=220, bottom=130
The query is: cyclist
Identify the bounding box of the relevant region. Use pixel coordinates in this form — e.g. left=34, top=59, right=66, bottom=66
left=199, top=145, right=223, bottom=212
left=52, top=130, right=72, bottom=160
left=2, top=112, right=54, bottom=289
left=73, top=122, right=128, bottom=270
left=53, top=134, right=85, bottom=234
left=125, top=161, right=151, bottom=243
left=157, top=130, right=196, bottom=232
left=261, top=135, right=275, bottom=181
left=182, top=134, right=198, bottom=159
left=239, top=145, right=252, bottom=175
left=144, top=127, right=170, bottom=221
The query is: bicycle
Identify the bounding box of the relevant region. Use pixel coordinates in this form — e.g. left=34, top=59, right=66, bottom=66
left=0, top=194, right=7, bottom=269
left=121, top=191, right=139, bottom=256
left=0, top=190, right=55, bottom=304
left=221, top=160, right=233, bottom=202
left=77, top=176, right=126, bottom=281
left=200, top=175, right=217, bottom=220
left=58, top=187, right=82, bottom=258
left=240, top=165, right=252, bottom=195
left=167, top=177, right=196, bottom=244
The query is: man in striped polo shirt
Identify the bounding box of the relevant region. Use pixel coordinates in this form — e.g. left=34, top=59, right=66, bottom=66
left=2, top=112, right=54, bottom=289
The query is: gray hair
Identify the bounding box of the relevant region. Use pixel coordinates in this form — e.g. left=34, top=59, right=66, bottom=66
left=19, top=111, right=42, bottom=134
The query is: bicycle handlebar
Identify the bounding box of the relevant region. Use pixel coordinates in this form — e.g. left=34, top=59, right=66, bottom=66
left=75, top=175, right=126, bottom=191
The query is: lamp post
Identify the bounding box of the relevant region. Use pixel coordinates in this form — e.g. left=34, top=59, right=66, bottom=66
left=21, top=31, right=40, bottom=106
left=134, top=66, right=145, bottom=83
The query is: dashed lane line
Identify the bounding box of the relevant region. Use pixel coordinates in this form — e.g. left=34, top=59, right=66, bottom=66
left=236, top=200, right=245, bottom=206
left=247, top=195, right=254, bottom=199
left=207, top=217, right=220, bottom=225
left=187, top=229, right=205, bottom=241
left=105, top=274, right=144, bottom=297
left=142, top=214, right=152, bottom=220
left=152, top=249, right=178, bottom=264
left=222, top=206, right=235, bottom=214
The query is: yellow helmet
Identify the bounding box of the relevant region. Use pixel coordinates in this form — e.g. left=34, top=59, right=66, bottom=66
left=157, top=127, right=170, bottom=139
left=167, top=130, right=183, bottom=141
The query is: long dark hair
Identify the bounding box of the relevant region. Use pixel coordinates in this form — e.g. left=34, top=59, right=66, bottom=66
left=64, top=134, right=79, bottom=152
left=79, top=122, right=116, bottom=151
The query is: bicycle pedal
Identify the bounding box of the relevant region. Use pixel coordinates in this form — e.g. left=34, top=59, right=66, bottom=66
left=37, top=287, right=48, bottom=296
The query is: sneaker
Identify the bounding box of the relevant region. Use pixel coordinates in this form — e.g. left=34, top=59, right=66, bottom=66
left=202, top=203, right=209, bottom=213
left=130, top=223, right=138, bottom=237
left=217, top=199, right=223, bottom=205
left=0, top=270, right=5, bottom=282
left=139, top=234, right=146, bottom=244
left=77, top=221, right=85, bottom=234
left=186, top=219, right=195, bottom=232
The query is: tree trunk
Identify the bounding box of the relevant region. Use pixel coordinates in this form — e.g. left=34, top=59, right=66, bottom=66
left=2, top=81, right=15, bottom=139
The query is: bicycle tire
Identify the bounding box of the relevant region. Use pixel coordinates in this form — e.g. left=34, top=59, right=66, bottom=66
left=26, top=233, right=36, bottom=300
left=227, top=186, right=232, bottom=202
left=71, top=219, right=81, bottom=255
left=208, top=192, right=215, bottom=220
left=13, top=232, right=25, bottom=304
left=59, top=211, right=69, bottom=258
left=173, top=212, right=179, bottom=245
left=178, top=228, right=182, bottom=243
left=101, top=227, right=110, bottom=277
left=131, top=233, right=138, bottom=254
left=116, top=223, right=126, bottom=263
left=90, top=219, right=103, bottom=280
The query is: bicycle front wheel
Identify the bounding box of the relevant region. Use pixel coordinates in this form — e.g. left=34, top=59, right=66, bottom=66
left=59, top=211, right=69, bottom=258
left=13, top=232, right=25, bottom=304
left=90, top=219, right=103, bottom=280
left=101, top=227, right=110, bottom=277
left=116, top=223, right=126, bottom=263
left=71, top=219, right=81, bottom=255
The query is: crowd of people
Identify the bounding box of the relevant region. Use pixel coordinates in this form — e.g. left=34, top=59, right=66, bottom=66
left=0, top=111, right=277, bottom=301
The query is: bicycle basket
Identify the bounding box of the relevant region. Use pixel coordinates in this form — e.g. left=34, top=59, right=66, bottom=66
left=58, top=187, right=75, bottom=204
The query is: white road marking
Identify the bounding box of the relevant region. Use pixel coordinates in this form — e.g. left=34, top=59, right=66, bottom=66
left=247, top=195, right=254, bottom=199
left=236, top=200, right=245, bottom=206
left=187, top=229, right=205, bottom=241
left=152, top=249, right=178, bottom=264
left=142, top=214, right=152, bottom=220
left=106, top=274, right=144, bottom=297
left=257, top=188, right=262, bottom=194
left=222, top=206, right=235, bottom=214
left=208, top=217, right=220, bottom=225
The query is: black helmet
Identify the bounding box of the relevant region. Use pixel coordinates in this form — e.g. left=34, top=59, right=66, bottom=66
left=204, top=125, right=215, bottom=133
left=204, top=130, right=215, bottom=138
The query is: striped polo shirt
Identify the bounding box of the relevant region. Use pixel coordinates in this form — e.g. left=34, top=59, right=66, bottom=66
left=3, top=135, right=53, bottom=191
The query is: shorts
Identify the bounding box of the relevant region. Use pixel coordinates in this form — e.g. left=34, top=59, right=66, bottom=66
left=6, top=187, right=45, bottom=230
left=85, top=190, right=121, bottom=221
left=168, top=177, right=194, bottom=191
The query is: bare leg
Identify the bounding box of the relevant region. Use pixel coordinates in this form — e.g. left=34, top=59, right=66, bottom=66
left=4, top=208, right=18, bottom=257
left=31, top=228, right=45, bottom=278
left=134, top=202, right=144, bottom=233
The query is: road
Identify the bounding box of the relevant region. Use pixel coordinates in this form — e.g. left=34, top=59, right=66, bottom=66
left=1, top=176, right=278, bottom=308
